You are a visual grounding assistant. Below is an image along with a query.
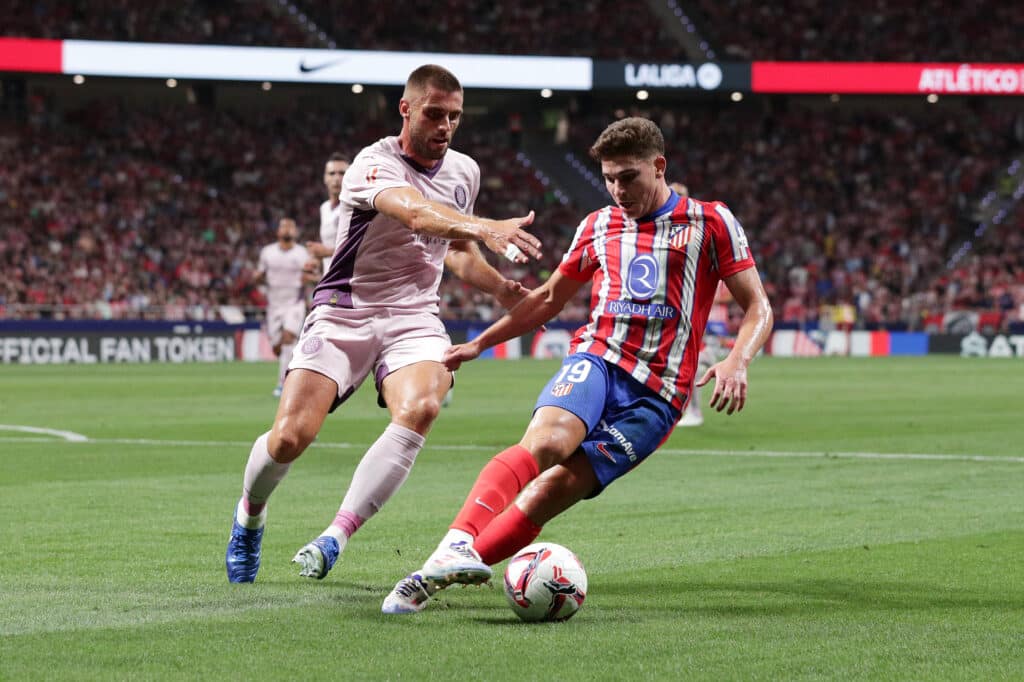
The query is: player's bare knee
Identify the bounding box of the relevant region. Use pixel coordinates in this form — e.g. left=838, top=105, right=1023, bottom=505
left=392, top=396, right=441, bottom=433
left=268, top=422, right=314, bottom=462
left=522, top=433, right=577, bottom=471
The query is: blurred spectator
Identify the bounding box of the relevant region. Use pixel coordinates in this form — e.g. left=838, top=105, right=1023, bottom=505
left=691, top=0, right=1024, bottom=61
left=3, top=0, right=322, bottom=47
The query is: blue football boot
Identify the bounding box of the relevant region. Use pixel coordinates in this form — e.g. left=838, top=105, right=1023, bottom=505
left=292, top=536, right=340, bottom=579
left=226, top=518, right=264, bottom=583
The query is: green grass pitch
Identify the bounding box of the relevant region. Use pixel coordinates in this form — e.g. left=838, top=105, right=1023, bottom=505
left=1, top=357, right=1022, bottom=680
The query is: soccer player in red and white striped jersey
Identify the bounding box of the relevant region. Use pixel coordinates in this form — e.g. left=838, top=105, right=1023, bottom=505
left=382, top=117, right=774, bottom=614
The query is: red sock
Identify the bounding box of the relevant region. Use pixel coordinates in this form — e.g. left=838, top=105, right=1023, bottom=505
left=451, top=445, right=539, bottom=537
left=475, top=504, right=543, bottom=565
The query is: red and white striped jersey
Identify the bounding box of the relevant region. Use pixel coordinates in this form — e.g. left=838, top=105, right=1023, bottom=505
left=558, top=191, right=755, bottom=410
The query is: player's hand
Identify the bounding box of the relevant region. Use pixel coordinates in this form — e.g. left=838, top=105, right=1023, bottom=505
left=483, top=211, right=542, bottom=264
left=303, top=258, right=321, bottom=273
left=696, top=357, right=748, bottom=415
left=492, top=280, right=548, bottom=331
left=494, top=279, right=530, bottom=310
left=443, top=342, right=482, bottom=371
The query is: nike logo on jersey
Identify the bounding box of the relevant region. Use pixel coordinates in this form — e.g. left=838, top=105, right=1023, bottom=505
left=298, top=58, right=346, bottom=74
left=474, top=497, right=495, bottom=513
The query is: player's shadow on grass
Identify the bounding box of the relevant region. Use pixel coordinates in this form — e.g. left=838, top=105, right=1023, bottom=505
left=597, top=576, right=1024, bottom=616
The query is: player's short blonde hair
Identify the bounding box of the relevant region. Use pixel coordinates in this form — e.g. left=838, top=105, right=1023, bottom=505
left=589, top=117, right=665, bottom=161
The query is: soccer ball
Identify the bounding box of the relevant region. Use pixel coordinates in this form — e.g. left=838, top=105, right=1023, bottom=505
left=503, top=542, right=587, bottom=622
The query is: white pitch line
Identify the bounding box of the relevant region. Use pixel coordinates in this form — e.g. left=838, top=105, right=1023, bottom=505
left=657, top=448, right=1024, bottom=464
left=0, top=435, right=1021, bottom=464
left=0, top=424, right=89, bottom=442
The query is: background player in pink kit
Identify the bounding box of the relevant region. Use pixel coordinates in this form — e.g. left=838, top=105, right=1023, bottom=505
left=226, top=65, right=543, bottom=583
left=254, top=217, right=315, bottom=397
left=305, top=153, right=349, bottom=276
left=382, top=117, right=773, bottom=613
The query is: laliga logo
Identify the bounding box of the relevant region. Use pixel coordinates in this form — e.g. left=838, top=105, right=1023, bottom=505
left=624, top=63, right=723, bottom=90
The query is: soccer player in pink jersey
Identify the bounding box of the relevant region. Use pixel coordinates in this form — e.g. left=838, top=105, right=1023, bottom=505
left=304, top=153, right=349, bottom=276
left=226, top=65, right=543, bottom=583
left=253, top=218, right=316, bottom=397
left=382, top=117, right=773, bottom=613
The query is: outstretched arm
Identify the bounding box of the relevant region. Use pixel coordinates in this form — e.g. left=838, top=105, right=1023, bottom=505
left=444, top=270, right=585, bottom=370
left=374, top=186, right=542, bottom=263
left=696, top=266, right=773, bottom=414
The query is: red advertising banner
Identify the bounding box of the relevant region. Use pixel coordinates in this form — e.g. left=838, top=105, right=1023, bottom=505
left=0, top=38, right=62, bottom=73
left=752, top=61, right=1024, bottom=95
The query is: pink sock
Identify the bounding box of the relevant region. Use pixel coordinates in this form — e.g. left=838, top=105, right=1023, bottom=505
left=320, top=423, right=424, bottom=540
left=238, top=431, right=290, bottom=525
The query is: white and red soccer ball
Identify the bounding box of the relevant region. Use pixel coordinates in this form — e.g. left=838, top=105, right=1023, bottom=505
left=503, top=543, right=587, bottom=622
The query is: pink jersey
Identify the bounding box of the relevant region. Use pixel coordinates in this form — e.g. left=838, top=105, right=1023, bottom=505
left=558, top=192, right=755, bottom=410
left=258, top=242, right=310, bottom=308
left=312, top=136, right=480, bottom=313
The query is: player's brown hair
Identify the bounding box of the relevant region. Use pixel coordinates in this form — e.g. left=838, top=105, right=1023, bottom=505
left=589, top=117, right=665, bottom=161
left=327, top=152, right=347, bottom=163
left=405, top=64, right=462, bottom=94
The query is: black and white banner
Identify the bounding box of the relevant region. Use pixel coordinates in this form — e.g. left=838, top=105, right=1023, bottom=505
left=0, top=322, right=251, bottom=364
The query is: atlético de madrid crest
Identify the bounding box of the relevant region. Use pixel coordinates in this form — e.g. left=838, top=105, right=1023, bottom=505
left=669, top=222, right=694, bottom=249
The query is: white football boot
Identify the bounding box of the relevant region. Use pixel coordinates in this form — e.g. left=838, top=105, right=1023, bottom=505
left=421, top=540, right=492, bottom=587
left=381, top=573, right=438, bottom=614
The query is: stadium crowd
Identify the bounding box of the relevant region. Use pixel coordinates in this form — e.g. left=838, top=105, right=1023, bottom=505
left=0, top=93, right=580, bottom=321
left=3, top=0, right=1024, bottom=331
left=7, top=0, right=1023, bottom=64
left=691, top=0, right=1023, bottom=61
left=3, top=0, right=321, bottom=47
left=291, top=0, right=680, bottom=59
left=5, top=0, right=679, bottom=60
left=4, top=91, right=1021, bottom=332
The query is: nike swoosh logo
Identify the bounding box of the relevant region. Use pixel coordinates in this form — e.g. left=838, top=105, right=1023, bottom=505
left=474, top=497, right=496, bottom=513
left=298, top=58, right=346, bottom=74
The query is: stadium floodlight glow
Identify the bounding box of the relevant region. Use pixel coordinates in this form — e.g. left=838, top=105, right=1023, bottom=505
left=351, top=83, right=364, bottom=94
left=636, top=89, right=650, bottom=100
left=926, top=93, right=939, bottom=103
left=72, top=74, right=85, bottom=84
left=166, top=78, right=177, bottom=88
left=730, top=91, right=743, bottom=102
left=540, top=88, right=553, bottom=98
left=261, top=81, right=272, bottom=91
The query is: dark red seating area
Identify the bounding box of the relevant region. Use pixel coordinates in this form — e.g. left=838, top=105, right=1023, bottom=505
left=690, top=0, right=1023, bottom=62
left=291, top=0, right=681, bottom=59
left=4, top=0, right=681, bottom=60
left=3, top=0, right=320, bottom=47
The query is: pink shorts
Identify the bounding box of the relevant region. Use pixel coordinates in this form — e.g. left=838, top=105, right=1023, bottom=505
left=288, top=305, right=451, bottom=409
left=266, top=301, right=306, bottom=347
